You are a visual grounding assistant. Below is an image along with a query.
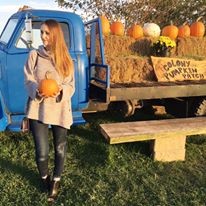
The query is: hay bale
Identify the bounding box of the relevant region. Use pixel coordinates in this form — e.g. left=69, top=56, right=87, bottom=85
left=95, top=56, right=156, bottom=83
left=176, top=37, right=206, bottom=58
left=86, top=34, right=153, bottom=56
left=87, top=34, right=206, bottom=83
left=87, top=34, right=206, bottom=58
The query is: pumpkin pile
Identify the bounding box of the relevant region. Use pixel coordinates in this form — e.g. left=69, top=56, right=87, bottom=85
left=91, top=16, right=206, bottom=83
left=98, top=15, right=205, bottom=38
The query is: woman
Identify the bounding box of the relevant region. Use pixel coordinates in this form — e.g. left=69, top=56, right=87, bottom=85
left=24, top=19, right=75, bottom=202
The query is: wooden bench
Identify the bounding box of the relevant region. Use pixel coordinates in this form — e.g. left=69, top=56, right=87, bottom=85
left=100, top=117, right=206, bottom=162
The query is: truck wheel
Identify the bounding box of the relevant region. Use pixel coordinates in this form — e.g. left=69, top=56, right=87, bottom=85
left=194, top=99, right=206, bottom=116
left=109, top=100, right=136, bottom=117
left=185, top=97, right=206, bottom=117
left=165, top=97, right=206, bottom=118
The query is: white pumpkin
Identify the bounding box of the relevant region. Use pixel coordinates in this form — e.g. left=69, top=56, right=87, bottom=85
left=143, top=23, right=161, bottom=37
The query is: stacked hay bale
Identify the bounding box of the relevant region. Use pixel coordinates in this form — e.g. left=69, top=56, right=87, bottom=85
left=176, top=37, right=206, bottom=58
left=86, top=34, right=206, bottom=84
left=87, top=35, right=157, bottom=83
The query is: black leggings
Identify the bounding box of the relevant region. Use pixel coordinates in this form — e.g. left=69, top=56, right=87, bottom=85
left=29, top=119, right=68, bottom=179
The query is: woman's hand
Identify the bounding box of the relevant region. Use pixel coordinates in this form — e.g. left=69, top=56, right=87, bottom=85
left=36, top=89, right=49, bottom=98
left=36, top=85, right=62, bottom=98
left=51, top=85, right=63, bottom=98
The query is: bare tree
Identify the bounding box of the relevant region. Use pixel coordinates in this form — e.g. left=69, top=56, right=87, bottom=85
left=56, top=0, right=206, bottom=28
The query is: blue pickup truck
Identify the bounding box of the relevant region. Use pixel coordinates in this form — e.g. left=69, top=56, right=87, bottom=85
left=1, top=8, right=206, bottom=131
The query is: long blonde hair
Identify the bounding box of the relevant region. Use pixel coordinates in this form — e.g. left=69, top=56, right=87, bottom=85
left=43, top=19, right=73, bottom=77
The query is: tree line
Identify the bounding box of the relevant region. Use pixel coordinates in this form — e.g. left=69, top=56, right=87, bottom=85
left=56, top=0, right=206, bottom=28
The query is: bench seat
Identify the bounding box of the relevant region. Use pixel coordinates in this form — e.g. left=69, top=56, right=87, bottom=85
left=100, top=117, right=206, bottom=162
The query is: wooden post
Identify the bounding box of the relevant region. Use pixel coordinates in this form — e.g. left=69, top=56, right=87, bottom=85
left=151, top=135, right=186, bottom=162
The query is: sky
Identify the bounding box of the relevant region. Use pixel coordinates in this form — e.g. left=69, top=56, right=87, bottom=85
left=0, top=0, right=73, bottom=33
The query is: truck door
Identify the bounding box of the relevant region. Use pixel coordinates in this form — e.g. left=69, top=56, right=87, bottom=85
left=5, top=20, right=43, bottom=113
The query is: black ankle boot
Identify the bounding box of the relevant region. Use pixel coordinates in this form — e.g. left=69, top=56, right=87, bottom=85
left=41, top=175, right=51, bottom=192
left=47, top=180, right=60, bottom=203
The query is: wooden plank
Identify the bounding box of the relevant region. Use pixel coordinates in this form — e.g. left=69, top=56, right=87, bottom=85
left=110, top=83, right=206, bottom=101
left=91, top=79, right=206, bottom=102
left=100, top=117, right=206, bottom=144
left=111, top=80, right=206, bottom=88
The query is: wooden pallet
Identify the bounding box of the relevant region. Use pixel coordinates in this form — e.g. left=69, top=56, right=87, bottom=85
left=100, top=117, right=206, bottom=162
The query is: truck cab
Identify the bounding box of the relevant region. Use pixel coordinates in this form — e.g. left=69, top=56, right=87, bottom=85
left=0, top=9, right=90, bottom=131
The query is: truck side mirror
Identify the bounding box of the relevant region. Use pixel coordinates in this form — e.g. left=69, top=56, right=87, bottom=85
left=24, top=14, right=33, bottom=47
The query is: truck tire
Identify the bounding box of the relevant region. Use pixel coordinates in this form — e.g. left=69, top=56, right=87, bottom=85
left=165, top=97, right=206, bottom=118
left=108, top=100, right=136, bottom=117
left=184, top=97, right=206, bottom=117
left=194, top=99, right=206, bottom=116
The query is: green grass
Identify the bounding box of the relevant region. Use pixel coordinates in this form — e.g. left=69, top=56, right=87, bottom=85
left=0, top=110, right=206, bottom=206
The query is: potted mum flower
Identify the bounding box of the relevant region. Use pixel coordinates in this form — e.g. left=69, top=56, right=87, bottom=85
left=151, top=36, right=176, bottom=57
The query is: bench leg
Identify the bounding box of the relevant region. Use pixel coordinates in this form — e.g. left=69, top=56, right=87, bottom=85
left=151, top=135, right=186, bottom=162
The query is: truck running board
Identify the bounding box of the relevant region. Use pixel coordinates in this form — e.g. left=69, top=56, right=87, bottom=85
left=6, top=111, right=86, bottom=132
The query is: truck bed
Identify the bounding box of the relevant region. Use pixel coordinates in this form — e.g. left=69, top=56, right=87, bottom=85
left=90, top=80, right=206, bottom=102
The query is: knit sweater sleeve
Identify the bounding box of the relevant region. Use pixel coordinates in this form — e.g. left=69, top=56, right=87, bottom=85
left=24, top=50, right=42, bottom=101
left=60, top=72, right=75, bottom=102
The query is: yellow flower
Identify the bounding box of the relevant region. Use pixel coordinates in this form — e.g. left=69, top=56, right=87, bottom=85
left=151, top=36, right=176, bottom=56
left=152, top=36, right=176, bottom=49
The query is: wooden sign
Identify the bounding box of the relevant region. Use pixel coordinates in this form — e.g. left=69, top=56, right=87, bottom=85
left=151, top=56, right=206, bottom=82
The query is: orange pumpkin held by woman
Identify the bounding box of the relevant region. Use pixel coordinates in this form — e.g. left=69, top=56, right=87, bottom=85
left=190, top=17, right=205, bottom=37
left=39, top=71, right=59, bottom=96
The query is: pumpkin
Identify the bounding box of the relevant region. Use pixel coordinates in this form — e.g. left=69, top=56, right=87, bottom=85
left=110, top=20, right=124, bottom=36
left=178, top=22, right=190, bottom=38
left=190, top=17, right=205, bottom=37
left=129, top=24, right=143, bottom=39
left=162, top=21, right=178, bottom=39
left=39, top=71, right=59, bottom=97
left=98, top=15, right=110, bottom=35
left=143, top=23, right=161, bottom=38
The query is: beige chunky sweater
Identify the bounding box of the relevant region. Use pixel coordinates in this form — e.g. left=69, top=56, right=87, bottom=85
left=24, top=46, right=75, bottom=129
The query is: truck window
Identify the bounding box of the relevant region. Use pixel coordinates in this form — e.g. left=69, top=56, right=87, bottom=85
left=16, top=22, right=70, bottom=49
left=0, top=19, right=18, bottom=44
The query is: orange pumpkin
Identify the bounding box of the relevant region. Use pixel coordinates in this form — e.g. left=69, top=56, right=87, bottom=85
left=190, top=17, right=205, bottom=37
left=129, top=24, right=143, bottom=39
left=110, top=20, right=124, bottom=36
left=178, top=22, right=190, bottom=38
left=98, top=15, right=110, bottom=35
left=39, top=71, right=59, bottom=97
left=162, top=21, right=178, bottom=39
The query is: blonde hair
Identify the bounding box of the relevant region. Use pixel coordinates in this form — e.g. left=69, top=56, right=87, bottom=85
left=43, top=19, right=73, bottom=77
